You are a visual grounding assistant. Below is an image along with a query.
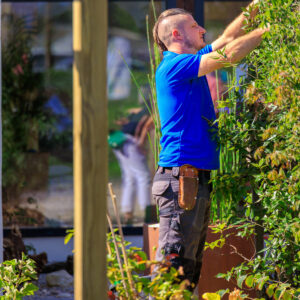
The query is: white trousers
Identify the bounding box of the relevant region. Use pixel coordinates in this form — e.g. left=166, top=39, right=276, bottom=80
left=113, top=137, right=151, bottom=213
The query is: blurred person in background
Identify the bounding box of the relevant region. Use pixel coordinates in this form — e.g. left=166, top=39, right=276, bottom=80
left=109, top=104, right=154, bottom=225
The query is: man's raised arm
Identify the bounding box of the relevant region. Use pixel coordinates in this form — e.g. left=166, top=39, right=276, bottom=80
left=211, top=0, right=260, bottom=51
left=198, top=27, right=268, bottom=77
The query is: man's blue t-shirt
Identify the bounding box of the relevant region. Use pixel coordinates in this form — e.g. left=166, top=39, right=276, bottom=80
left=156, top=44, right=220, bottom=170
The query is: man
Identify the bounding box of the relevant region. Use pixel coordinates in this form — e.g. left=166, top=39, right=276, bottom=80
left=151, top=0, right=267, bottom=292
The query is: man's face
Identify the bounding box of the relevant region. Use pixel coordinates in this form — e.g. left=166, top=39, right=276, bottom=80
left=181, top=15, right=206, bottom=51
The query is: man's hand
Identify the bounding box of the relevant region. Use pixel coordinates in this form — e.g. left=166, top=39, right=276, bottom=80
left=250, top=0, right=262, bottom=12
left=251, top=0, right=261, bottom=5
left=212, top=0, right=261, bottom=52
left=200, top=28, right=267, bottom=77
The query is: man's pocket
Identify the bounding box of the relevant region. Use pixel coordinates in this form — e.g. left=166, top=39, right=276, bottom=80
left=152, top=180, right=170, bottom=197
left=152, top=180, right=177, bottom=217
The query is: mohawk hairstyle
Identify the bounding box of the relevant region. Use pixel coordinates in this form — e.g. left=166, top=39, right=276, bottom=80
left=153, top=8, right=191, bottom=53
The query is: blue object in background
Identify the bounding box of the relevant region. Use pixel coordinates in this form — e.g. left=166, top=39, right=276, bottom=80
left=45, top=94, right=72, bottom=133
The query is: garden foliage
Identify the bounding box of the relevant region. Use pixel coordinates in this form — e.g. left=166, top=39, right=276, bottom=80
left=107, top=231, right=196, bottom=300
left=209, top=0, right=299, bottom=298
left=65, top=219, right=196, bottom=299
left=0, top=253, right=38, bottom=299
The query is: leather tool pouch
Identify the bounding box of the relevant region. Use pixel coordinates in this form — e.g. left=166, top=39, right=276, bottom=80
left=178, top=165, right=199, bottom=210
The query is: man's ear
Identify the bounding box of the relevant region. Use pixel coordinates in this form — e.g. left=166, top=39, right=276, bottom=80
left=172, top=29, right=182, bottom=40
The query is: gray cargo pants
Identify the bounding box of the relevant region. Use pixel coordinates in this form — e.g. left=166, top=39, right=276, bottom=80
left=152, top=166, right=211, bottom=290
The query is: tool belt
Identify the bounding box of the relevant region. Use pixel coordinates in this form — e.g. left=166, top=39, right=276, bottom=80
left=178, top=164, right=199, bottom=210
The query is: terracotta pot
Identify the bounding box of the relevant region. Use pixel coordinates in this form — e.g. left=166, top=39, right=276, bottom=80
left=143, top=223, right=159, bottom=273
left=143, top=223, right=256, bottom=299
left=198, top=225, right=256, bottom=298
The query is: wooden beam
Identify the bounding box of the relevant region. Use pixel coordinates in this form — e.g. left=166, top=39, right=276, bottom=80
left=73, top=0, right=107, bottom=299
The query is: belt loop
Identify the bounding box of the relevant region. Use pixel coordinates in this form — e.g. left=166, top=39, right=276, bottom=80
left=157, top=166, right=163, bottom=174
left=172, top=167, right=180, bottom=177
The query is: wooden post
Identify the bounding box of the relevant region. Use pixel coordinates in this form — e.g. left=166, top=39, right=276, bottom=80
left=0, top=0, right=3, bottom=263
left=73, top=0, right=107, bottom=299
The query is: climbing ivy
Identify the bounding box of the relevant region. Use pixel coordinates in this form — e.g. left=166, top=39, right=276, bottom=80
left=210, top=0, right=299, bottom=298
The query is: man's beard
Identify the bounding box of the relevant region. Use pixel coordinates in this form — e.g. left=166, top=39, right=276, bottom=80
left=184, top=33, right=205, bottom=51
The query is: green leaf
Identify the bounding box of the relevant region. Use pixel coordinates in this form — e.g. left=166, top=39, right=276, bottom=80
left=217, top=289, right=229, bottom=298
left=64, top=232, right=74, bottom=245
left=257, top=276, right=269, bottom=291
left=21, top=283, right=39, bottom=296
left=237, top=274, right=247, bottom=288
left=282, top=290, right=292, bottom=300
left=216, top=273, right=226, bottom=279
left=202, top=292, right=221, bottom=300
left=136, top=250, right=147, bottom=261
left=137, top=281, right=143, bottom=293
left=245, top=275, right=254, bottom=288
left=274, top=288, right=283, bottom=300
left=266, top=283, right=277, bottom=298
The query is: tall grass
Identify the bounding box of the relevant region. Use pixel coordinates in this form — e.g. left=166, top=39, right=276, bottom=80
left=145, top=10, right=162, bottom=166
left=123, top=0, right=162, bottom=166
left=210, top=67, right=245, bottom=223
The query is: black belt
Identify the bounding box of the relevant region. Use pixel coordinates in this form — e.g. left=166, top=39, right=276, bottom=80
left=160, top=166, right=173, bottom=174
left=158, top=166, right=210, bottom=174
left=154, top=167, right=179, bottom=181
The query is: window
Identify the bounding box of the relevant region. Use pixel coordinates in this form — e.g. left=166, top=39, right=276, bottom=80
left=2, top=3, right=73, bottom=228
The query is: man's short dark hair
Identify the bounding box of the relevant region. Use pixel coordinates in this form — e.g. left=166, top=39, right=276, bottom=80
left=153, top=8, right=191, bottom=53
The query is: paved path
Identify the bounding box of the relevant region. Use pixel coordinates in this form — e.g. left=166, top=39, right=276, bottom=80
left=20, top=165, right=147, bottom=226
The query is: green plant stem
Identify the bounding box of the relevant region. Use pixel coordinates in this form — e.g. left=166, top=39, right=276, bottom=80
left=107, top=214, right=130, bottom=299
left=108, top=183, right=137, bottom=298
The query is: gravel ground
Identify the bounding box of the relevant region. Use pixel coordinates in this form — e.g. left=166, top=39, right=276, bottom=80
left=24, top=274, right=74, bottom=300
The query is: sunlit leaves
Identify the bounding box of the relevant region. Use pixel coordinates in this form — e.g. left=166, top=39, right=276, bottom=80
left=202, top=292, right=221, bottom=300
left=107, top=233, right=197, bottom=299
left=212, top=0, right=300, bottom=298
left=0, top=254, right=38, bottom=299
